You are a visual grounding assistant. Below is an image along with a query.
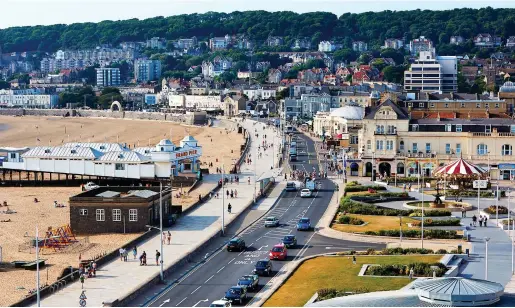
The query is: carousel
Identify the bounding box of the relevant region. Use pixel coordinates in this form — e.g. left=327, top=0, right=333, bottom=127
left=433, top=158, right=487, bottom=203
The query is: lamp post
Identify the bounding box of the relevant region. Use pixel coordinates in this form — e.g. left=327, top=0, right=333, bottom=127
left=371, top=152, right=375, bottom=181
left=398, top=214, right=403, bottom=245
left=159, top=182, right=163, bottom=282
left=496, top=181, right=499, bottom=223
left=36, top=226, right=40, bottom=307
left=485, top=237, right=490, bottom=280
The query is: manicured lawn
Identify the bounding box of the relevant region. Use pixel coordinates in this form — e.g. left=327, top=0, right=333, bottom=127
left=264, top=255, right=442, bottom=307
left=332, top=214, right=419, bottom=233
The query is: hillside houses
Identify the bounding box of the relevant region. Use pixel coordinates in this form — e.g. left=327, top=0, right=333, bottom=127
left=201, top=56, right=233, bottom=77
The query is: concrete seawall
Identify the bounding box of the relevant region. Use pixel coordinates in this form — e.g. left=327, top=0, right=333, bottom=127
left=0, top=108, right=207, bottom=125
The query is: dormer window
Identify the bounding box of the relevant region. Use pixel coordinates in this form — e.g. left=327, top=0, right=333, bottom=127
left=71, top=150, right=77, bottom=154
left=100, top=145, right=106, bottom=150
left=118, top=154, right=124, bottom=159
left=44, top=149, right=51, bottom=154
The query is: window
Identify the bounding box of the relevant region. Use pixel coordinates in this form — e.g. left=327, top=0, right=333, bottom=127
left=412, top=143, right=418, bottom=153
left=511, top=125, right=515, bottom=134
left=400, top=141, right=405, bottom=151
left=445, top=124, right=452, bottom=132
left=426, top=143, right=431, bottom=154
left=456, top=125, right=462, bottom=132
left=129, top=209, right=138, bottom=222
left=460, top=103, right=465, bottom=108
left=476, top=103, right=481, bottom=108
left=430, top=103, right=435, bottom=108
left=376, top=125, right=384, bottom=134
left=115, top=163, right=125, bottom=171
left=10, top=153, right=16, bottom=159
left=495, top=103, right=500, bottom=108
left=444, top=103, right=449, bottom=108
left=419, top=103, right=424, bottom=108
left=79, top=209, right=88, bottom=216
left=445, top=144, right=451, bottom=154
left=350, top=135, right=358, bottom=144
left=376, top=140, right=384, bottom=150
left=112, top=209, right=121, bottom=221
left=367, top=140, right=371, bottom=150
left=477, top=144, right=488, bottom=155
left=502, top=144, right=513, bottom=156
left=397, top=163, right=405, bottom=174
left=96, top=209, right=105, bottom=221
left=386, top=140, right=394, bottom=150
left=456, top=143, right=461, bottom=154
left=485, top=103, right=489, bottom=109
left=485, top=125, right=491, bottom=133
left=411, top=124, right=419, bottom=131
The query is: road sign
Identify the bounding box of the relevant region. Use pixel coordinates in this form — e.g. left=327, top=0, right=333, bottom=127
left=473, top=180, right=488, bottom=189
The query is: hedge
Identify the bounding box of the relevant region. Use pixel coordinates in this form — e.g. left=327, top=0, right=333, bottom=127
left=340, top=197, right=451, bottom=217
left=410, top=218, right=461, bottom=227
left=408, top=211, right=452, bottom=217
left=446, top=190, right=506, bottom=198
left=338, top=247, right=449, bottom=255
left=344, top=185, right=387, bottom=193
left=366, top=262, right=447, bottom=277
left=363, top=229, right=460, bottom=239
left=338, top=215, right=365, bottom=225
left=317, top=288, right=369, bottom=301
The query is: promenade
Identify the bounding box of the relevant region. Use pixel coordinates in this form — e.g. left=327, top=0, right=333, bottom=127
left=36, top=119, right=282, bottom=307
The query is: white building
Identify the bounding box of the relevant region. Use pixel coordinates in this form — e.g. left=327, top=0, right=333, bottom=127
left=96, top=68, right=121, bottom=87
left=318, top=41, right=342, bottom=52
left=352, top=41, right=368, bottom=52
left=146, top=37, right=166, bottom=49
left=404, top=49, right=457, bottom=93
left=0, top=137, right=202, bottom=180
left=242, top=87, right=277, bottom=100
left=384, top=38, right=404, bottom=50
left=409, top=36, right=434, bottom=55
left=168, top=94, right=222, bottom=111
left=0, top=89, right=58, bottom=108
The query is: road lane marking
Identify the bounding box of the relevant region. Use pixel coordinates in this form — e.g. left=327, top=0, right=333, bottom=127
left=217, top=266, right=226, bottom=273
left=191, top=286, right=202, bottom=295
left=176, top=297, right=187, bottom=306
left=204, top=275, right=214, bottom=283
left=228, top=258, right=236, bottom=264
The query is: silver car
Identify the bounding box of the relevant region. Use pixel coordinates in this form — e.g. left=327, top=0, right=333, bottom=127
left=264, top=217, right=280, bottom=227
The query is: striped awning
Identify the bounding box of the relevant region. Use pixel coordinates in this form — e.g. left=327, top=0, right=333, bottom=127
left=434, top=158, right=486, bottom=176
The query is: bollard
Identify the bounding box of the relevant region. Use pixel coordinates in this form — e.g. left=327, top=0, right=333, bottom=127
left=457, top=244, right=462, bottom=254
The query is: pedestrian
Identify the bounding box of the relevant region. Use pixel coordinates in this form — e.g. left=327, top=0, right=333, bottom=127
left=167, top=231, right=171, bottom=245
left=119, top=248, right=124, bottom=261
left=234, top=189, right=238, bottom=198
left=80, top=273, right=85, bottom=289
left=92, top=261, right=97, bottom=277
left=352, top=255, right=356, bottom=265
left=479, top=216, right=483, bottom=227
left=228, top=203, right=232, bottom=213
left=472, top=215, right=477, bottom=226
left=248, top=177, right=251, bottom=185
left=155, top=249, right=161, bottom=266
left=162, top=232, right=166, bottom=245
left=226, top=189, right=230, bottom=198
left=132, top=246, right=137, bottom=260
left=484, top=216, right=488, bottom=226
left=409, top=267, right=414, bottom=280
left=199, top=194, right=202, bottom=202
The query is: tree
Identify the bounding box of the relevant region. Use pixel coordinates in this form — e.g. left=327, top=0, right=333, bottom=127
left=380, top=48, right=405, bottom=65
left=333, top=48, right=357, bottom=63
left=98, top=88, right=123, bottom=109
left=382, top=66, right=405, bottom=83
left=0, top=80, right=9, bottom=90
left=470, top=76, right=487, bottom=94
left=276, top=88, right=289, bottom=100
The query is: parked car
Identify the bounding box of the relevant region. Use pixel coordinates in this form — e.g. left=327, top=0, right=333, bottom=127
left=237, top=274, right=259, bottom=291
left=282, top=235, right=297, bottom=248
left=296, top=217, right=311, bottom=231
left=264, top=216, right=280, bottom=227
left=210, top=299, right=232, bottom=307
left=269, top=243, right=288, bottom=261
left=254, top=259, right=273, bottom=276
left=84, top=182, right=99, bottom=191
left=300, top=188, right=312, bottom=198
left=224, top=286, right=247, bottom=304
left=227, top=237, right=246, bottom=252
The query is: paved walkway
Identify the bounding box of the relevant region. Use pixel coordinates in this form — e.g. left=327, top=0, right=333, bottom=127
left=36, top=119, right=283, bottom=307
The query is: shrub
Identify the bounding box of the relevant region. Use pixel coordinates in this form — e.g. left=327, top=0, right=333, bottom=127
left=344, top=185, right=387, bottom=193
left=380, top=247, right=435, bottom=255
left=410, top=218, right=461, bottom=227
left=436, top=249, right=448, bottom=254
left=408, top=210, right=451, bottom=217
left=484, top=205, right=508, bottom=214
left=338, top=215, right=365, bottom=225
left=339, top=197, right=451, bottom=217
left=364, top=229, right=460, bottom=239
left=346, top=181, right=359, bottom=187
left=386, top=176, right=436, bottom=183
left=366, top=262, right=447, bottom=277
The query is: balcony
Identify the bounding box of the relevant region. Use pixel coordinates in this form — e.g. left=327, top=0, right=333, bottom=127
left=374, top=131, right=397, bottom=135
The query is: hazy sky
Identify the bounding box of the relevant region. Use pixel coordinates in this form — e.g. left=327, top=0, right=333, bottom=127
left=1, top=0, right=514, bottom=29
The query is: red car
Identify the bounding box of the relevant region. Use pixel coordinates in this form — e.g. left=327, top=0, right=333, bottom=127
left=269, top=244, right=288, bottom=260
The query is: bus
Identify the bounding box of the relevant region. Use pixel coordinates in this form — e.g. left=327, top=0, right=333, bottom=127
left=289, top=147, right=297, bottom=161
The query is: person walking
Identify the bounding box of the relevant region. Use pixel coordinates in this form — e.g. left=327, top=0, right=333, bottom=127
left=124, top=249, right=128, bottom=262
left=479, top=216, right=483, bottom=227
left=162, top=232, right=166, bottom=245
left=484, top=216, right=488, bottom=227
left=409, top=268, right=414, bottom=280
left=155, top=250, right=161, bottom=266
left=132, top=246, right=137, bottom=260
left=472, top=215, right=477, bottom=227
left=167, top=231, right=171, bottom=245
left=234, top=189, right=238, bottom=198
left=80, top=273, right=85, bottom=289
left=119, top=248, right=124, bottom=261
left=352, top=255, right=357, bottom=265
left=228, top=203, right=232, bottom=213
left=226, top=189, right=230, bottom=198
left=92, top=261, right=97, bottom=277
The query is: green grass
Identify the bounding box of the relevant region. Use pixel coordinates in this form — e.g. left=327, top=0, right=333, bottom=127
left=332, top=214, right=419, bottom=233
left=263, top=255, right=442, bottom=307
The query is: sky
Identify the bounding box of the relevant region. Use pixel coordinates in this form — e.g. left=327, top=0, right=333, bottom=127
left=1, top=0, right=515, bottom=29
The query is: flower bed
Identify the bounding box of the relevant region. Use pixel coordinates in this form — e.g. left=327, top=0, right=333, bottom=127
left=484, top=205, right=508, bottom=215
left=365, top=262, right=447, bottom=277
left=403, top=200, right=472, bottom=212
left=344, top=185, right=387, bottom=194
left=340, top=197, right=451, bottom=217
left=410, top=218, right=461, bottom=227
left=363, top=229, right=460, bottom=239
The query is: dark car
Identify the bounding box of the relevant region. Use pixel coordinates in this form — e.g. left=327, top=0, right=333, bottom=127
left=282, top=235, right=297, bottom=248
left=237, top=274, right=259, bottom=291
left=227, top=237, right=246, bottom=252
left=224, top=286, right=247, bottom=304
left=254, top=259, right=273, bottom=276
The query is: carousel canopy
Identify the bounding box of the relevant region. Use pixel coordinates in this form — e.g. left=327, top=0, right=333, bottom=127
left=434, top=158, right=486, bottom=176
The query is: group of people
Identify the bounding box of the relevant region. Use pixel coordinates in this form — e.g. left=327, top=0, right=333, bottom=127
left=162, top=231, right=172, bottom=245
left=137, top=250, right=160, bottom=266
left=119, top=246, right=138, bottom=262
left=471, top=214, right=488, bottom=227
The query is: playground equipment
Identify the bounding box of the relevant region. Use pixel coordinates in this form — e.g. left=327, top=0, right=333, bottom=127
left=39, top=225, right=77, bottom=253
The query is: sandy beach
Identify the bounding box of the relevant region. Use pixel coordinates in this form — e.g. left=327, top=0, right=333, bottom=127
left=0, top=115, right=244, bottom=306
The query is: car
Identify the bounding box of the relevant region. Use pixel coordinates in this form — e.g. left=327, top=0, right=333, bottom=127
left=227, top=237, right=246, bottom=252
left=285, top=182, right=297, bottom=192
left=210, top=299, right=232, bottom=307
left=269, top=243, right=288, bottom=260
left=237, top=274, right=259, bottom=291
left=224, top=286, right=247, bottom=304
left=300, top=188, right=312, bottom=198
left=264, top=217, right=280, bottom=227
left=296, top=217, right=312, bottom=231
left=282, top=235, right=297, bottom=248
left=254, top=259, right=273, bottom=276
left=84, top=182, right=99, bottom=191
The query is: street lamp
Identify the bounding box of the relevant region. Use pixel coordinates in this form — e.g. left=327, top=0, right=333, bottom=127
left=36, top=227, right=40, bottom=307
left=398, top=214, right=403, bottom=245
left=485, top=237, right=490, bottom=280
left=371, top=152, right=375, bottom=181
left=145, top=182, right=164, bottom=282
